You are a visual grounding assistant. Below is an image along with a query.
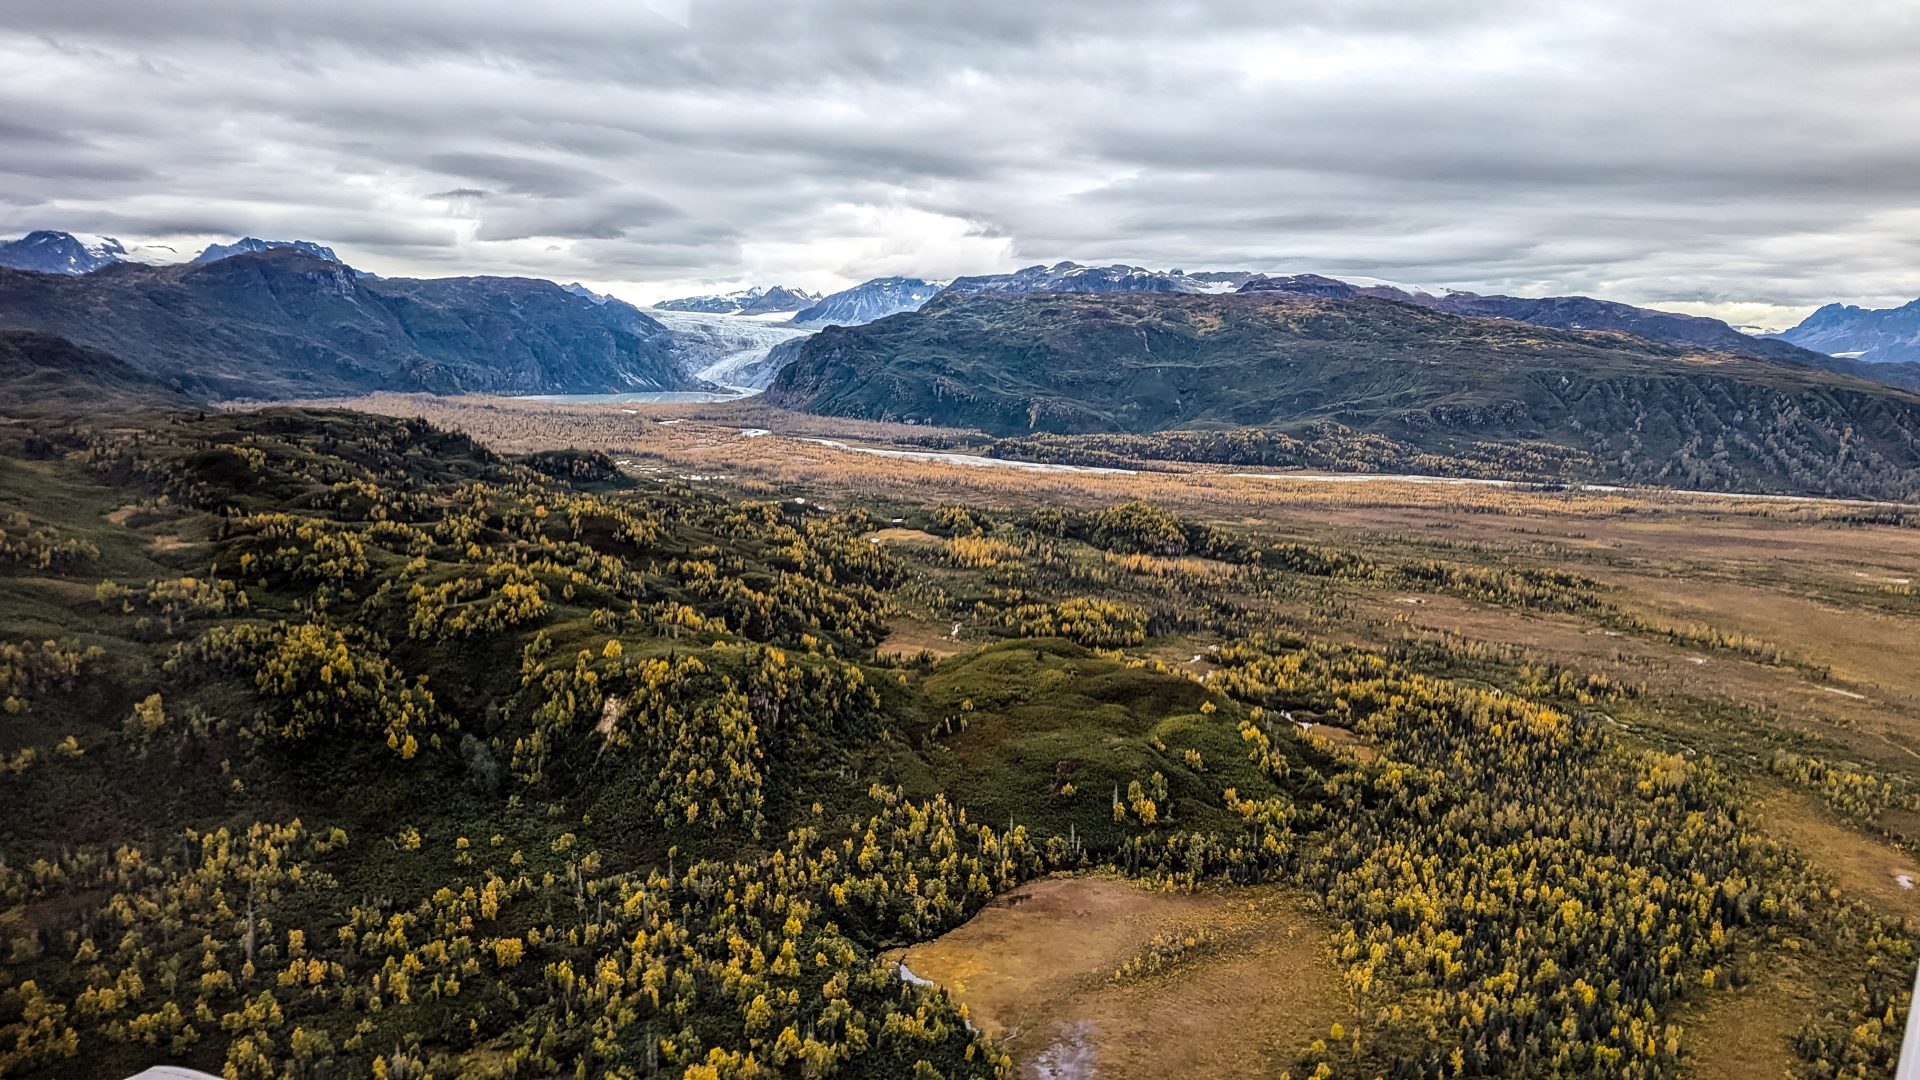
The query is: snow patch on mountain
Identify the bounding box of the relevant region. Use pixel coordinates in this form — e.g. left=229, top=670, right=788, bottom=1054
left=0, top=230, right=130, bottom=274
left=654, top=285, right=821, bottom=315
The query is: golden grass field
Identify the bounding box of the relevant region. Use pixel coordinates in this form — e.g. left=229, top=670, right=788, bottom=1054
left=894, top=876, right=1346, bottom=1080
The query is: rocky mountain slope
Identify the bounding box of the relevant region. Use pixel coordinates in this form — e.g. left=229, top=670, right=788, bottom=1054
left=1775, top=298, right=1920, bottom=364
left=1238, top=274, right=1920, bottom=392
left=0, top=249, right=698, bottom=400
left=764, top=290, right=1920, bottom=499
left=942, top=262, right=1236, bottom=296
left=792, top=276, right=943, bottom=327
left=0, top=230, right=131, bottom=275
left=192, top=236, right=353, bottom=269
left=0, top=329, right=193, bottom=410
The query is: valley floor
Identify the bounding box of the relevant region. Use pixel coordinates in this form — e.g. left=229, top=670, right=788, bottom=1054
left=308, top=392, right=1920, bottom=1075
left=6, top=394, right=1918, bottom=1079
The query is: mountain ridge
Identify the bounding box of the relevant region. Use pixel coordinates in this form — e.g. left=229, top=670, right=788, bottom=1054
left=0, top=230, right=130, bottom=275
left=0, top=329, right=195, bottom=410
left=792, top=276, right=944, bottom=328
left=764, top=290, right=1920, bottom=499
left=1774, top=297, right=1920, bottom=364
left=653, top=284, right=821, bottom=315
left=0, top=249, right=701, bottom=400
left=192, top=236, right=354, bottom=270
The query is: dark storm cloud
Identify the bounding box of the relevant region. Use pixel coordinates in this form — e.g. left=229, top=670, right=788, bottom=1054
left=1, top=0, right=1916, bottom=319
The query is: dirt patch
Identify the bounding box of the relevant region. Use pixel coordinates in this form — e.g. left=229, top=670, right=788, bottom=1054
left=5, top=887, right=108, bottom=937
left=880, top=620, right=968, bottom=659
left=1300, top=723, right=1377, bottom=763
left=103, top=504, right=138, bottom=526
left=897, top=876, right=1345, bottom=1079
left=1610, top=576, right=1920, bottom=705
left=151, top=534, right=194, bottom=552
left=1680, top=953, right=1822, bottom=1080
left=867, top=527, right=941, bottom=545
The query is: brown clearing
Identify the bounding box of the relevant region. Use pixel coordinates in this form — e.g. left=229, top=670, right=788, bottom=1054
left=878, top=619, right=967, bottom=659
left=1604, top=575, right=1920, bottom=705
left=1745, top=782, right=1920, bottom=922
left=896, top=876, right=1345, bottom=1080
left=1300, top=723, right=1377, bottom=763
left=1365, top=590, right=1920, bottom=774
left=865, top=527, right=940, bottom=545
left=312, top=395, right=1920, bottom=522
left=1680, top=952, right=1822, bottom=1080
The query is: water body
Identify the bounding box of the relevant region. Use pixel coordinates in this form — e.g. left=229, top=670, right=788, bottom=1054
left=516, top=389, right=758, bottom=405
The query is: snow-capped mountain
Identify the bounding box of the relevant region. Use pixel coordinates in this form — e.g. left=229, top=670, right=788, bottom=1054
left=942, top=262, right=1228, bottom=296
left=562, top=283, right=611, bottom=304
left=740, top=286, right=820, bottom=316
left=0, top=231, right=131, bottom=275
left=1773, top=298, right=1920, bottom=364
left=647, top=309, right=815, bottom=390
left=193, top=237, right=346, bottom=266
left=653, top=285, right=821, bottom=315
left=791, top=277, right=944, bottom=328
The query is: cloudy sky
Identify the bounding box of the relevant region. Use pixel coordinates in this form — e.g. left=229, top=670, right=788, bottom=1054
left=4, top=0, right=1917, bottom=326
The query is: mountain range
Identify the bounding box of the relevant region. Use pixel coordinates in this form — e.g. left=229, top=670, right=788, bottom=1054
left=6, top=223, right=1920, bottom=447
left=764, top=290, right=1920, bottom=499
left=792, top=276, right=944, bottom=328
left=192, top=236, right=357, bottom=270
left=1774, top=299, right=1920, bottom=364
left=0, top=249, right=698, bottom=399
left=652, top=284, right=821, bottom=315
left=944, top=261, right=1235, bottom=296
left=1230, top=274, right=1920, bottom=391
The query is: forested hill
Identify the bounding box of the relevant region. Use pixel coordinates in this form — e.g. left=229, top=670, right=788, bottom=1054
left=0, top=249, right=698, bottom=400
left=764, top=291, right=1920, bottom=500
left=0, top=330, right=194, bottom=411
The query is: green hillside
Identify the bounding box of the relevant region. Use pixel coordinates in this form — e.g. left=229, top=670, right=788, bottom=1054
left=0, top=331, right=194, bottom=412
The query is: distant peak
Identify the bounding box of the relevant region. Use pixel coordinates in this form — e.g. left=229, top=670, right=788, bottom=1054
left=654, top=283, right=821, bottom=315
left=193, top=237, right=345, bottom=267
left=0, top=230, right=130, bottom=274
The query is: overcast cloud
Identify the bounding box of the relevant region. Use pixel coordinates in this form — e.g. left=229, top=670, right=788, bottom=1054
left=3, top=0, right=1917, bottom=325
